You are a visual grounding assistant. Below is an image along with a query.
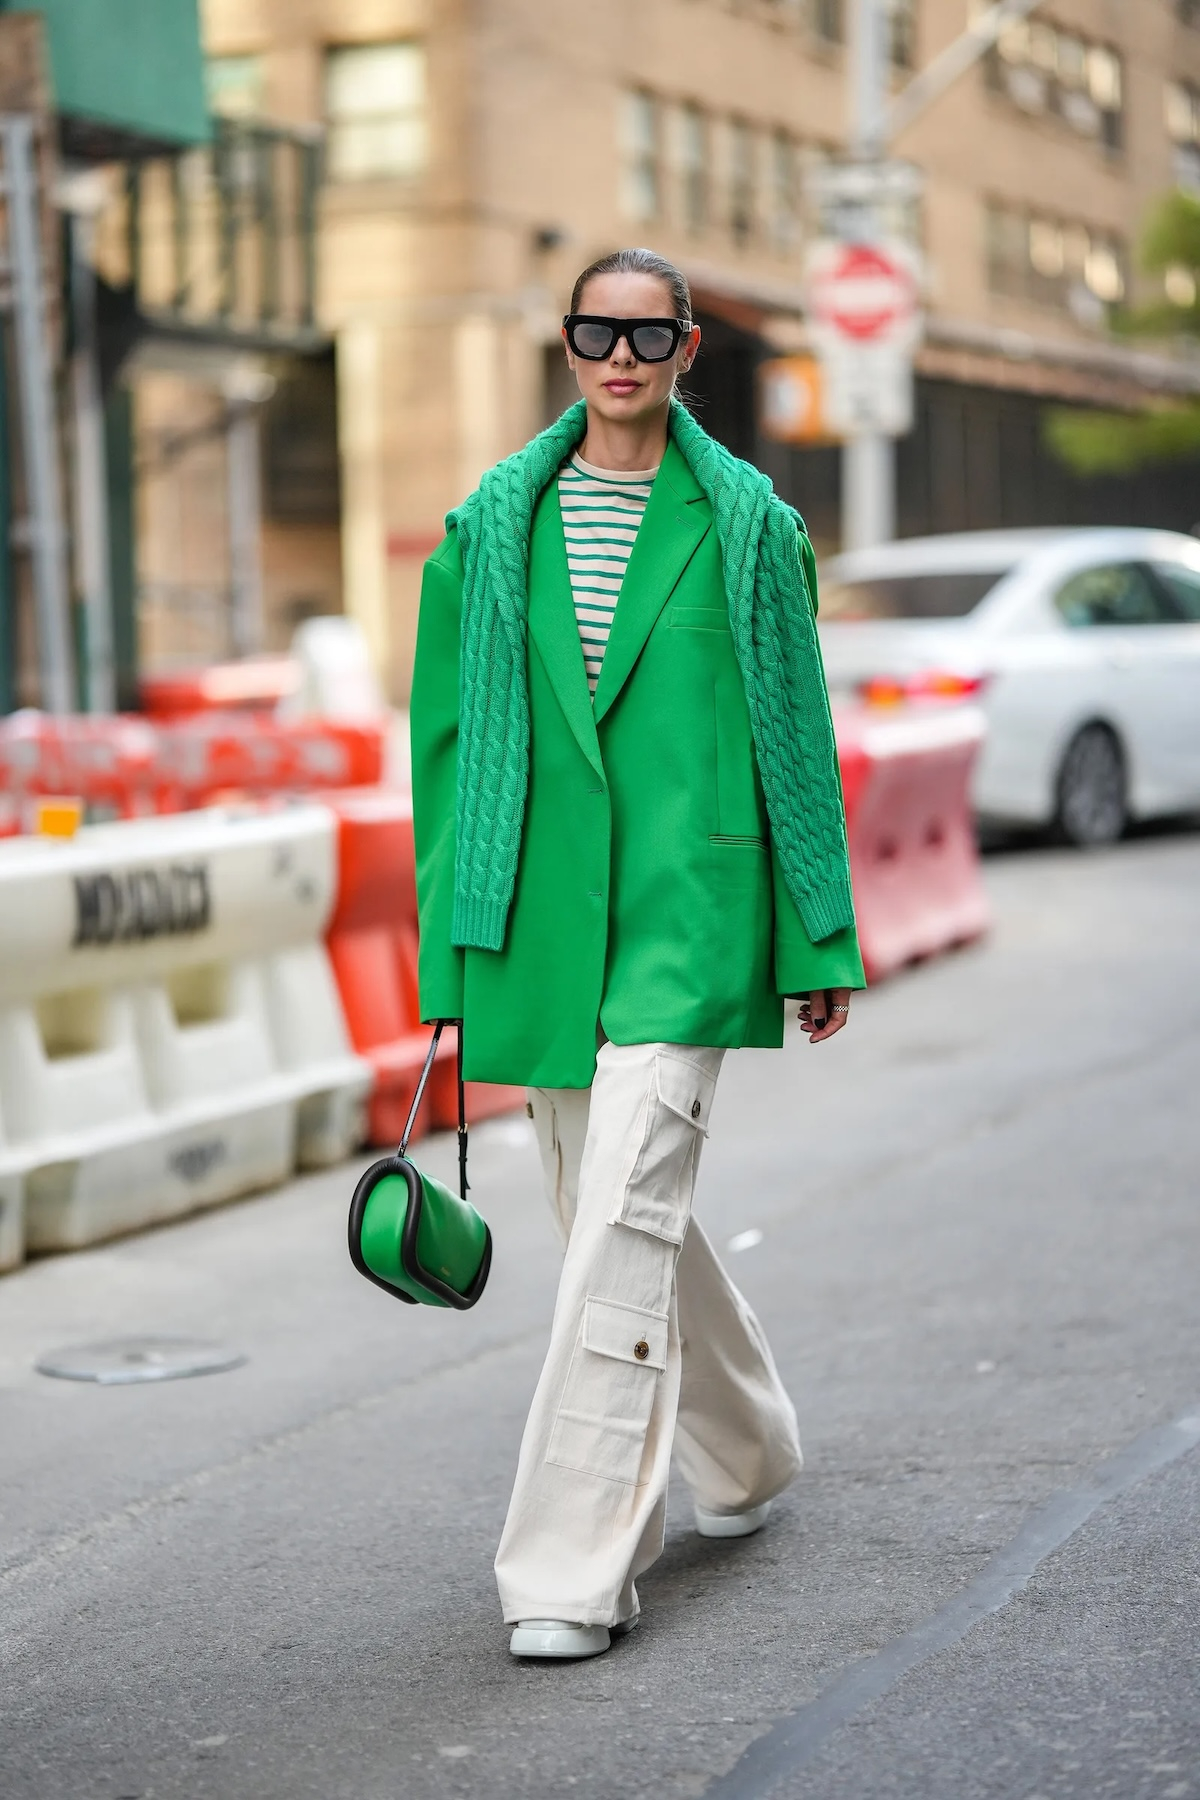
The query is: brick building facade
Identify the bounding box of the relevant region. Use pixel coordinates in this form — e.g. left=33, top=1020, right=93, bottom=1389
left=174, top=0, right=1200, bottom=695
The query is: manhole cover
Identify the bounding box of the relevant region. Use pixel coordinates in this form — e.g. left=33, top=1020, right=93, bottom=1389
left=35, top=1336, right=246, bottom=1386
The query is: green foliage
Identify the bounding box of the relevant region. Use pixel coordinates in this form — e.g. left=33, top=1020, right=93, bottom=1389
left=1046, top=403, right=1200, bottom=474
left=1110, top=300, right=1200, bottom=340
left=1048, top=190, right=1200, bottom=475
left=1140, top=190, right=1200, bottom=282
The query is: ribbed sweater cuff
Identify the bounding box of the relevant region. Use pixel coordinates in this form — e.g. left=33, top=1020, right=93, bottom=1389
left=800, top=876, right=857, bottom=944
left=451, top=891, right=509, bottom=952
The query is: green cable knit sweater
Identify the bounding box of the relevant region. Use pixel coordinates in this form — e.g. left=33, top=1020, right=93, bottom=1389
left=445, top=397, right=855, bottom=952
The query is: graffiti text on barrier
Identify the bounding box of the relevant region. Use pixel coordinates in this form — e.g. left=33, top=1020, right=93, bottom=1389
left=72, top=863, right=212, bottom=946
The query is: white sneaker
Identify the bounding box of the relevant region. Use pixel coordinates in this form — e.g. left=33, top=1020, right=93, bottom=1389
left=694, top=1499, right=772, bottom=1539
left=509, top=1620, right=610, bottom=1659
left=509, top=1614, right=639, bottom=1660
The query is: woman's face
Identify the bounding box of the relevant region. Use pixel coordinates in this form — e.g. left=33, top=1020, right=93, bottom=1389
left=564, top=271, right=700, bottom=426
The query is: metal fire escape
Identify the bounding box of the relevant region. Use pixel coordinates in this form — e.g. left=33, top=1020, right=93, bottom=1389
left=0, top=1, right=328, bottom=714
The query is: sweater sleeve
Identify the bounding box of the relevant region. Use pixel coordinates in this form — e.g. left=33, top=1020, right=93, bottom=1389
left=410, top=536, right=466, bottom=1022
left=773, top=521, right=866, bottom=991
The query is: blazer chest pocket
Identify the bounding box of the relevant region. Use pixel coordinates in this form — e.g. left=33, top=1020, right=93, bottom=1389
left=668, top=606, right=729, bottom=631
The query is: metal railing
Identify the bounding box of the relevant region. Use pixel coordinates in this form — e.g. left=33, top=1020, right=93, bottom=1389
left=103, top=118, right=323, bottom=348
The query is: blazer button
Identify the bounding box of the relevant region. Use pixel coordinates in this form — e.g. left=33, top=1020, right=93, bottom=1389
left=634, top=1339, right=650, bottom=1361
left=691, top=1098, right=702, bottom=1120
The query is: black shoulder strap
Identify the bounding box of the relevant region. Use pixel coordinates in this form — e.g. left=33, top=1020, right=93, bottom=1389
left=455, top=1025, right=469, bottom=1200
left=398, top=1020, right=468, bottom=1200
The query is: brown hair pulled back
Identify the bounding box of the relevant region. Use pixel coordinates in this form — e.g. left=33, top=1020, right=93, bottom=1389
left=570, top=247, right=692, bottom=321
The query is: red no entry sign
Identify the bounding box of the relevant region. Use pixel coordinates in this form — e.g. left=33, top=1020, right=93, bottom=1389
left=807, top=242, right=918, bottom=344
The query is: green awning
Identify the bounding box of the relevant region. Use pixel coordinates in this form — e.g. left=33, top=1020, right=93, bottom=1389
left=5, top=0, right=210, bottom=152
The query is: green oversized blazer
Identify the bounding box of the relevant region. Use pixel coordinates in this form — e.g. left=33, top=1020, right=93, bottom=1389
left=411, top=439, right=865, bottom=1088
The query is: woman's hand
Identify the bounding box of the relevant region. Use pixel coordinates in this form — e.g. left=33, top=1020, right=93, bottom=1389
left=797, top=988, right=852, bottom=1044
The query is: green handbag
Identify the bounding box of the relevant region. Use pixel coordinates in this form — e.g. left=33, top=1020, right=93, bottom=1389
left=347, top=1020, right=492, bottom=1308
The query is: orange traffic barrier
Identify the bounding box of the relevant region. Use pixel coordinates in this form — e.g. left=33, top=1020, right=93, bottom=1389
left=0, top=712, right=386, bottom=822
left=324, top=789, right=523, bottom=1145
left=836, top=702, right=990, bottom=982
left=140, top=657, right=300, bottom=719
left=152, top=715, right=385, bottom=811
left=0, top=711, right=160, bottom=820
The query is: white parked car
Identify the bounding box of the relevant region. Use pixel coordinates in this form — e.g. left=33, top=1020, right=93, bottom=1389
left=818, top=528, right=1200, bottom=844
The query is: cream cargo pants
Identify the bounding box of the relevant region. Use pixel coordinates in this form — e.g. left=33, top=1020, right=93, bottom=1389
left=494, top=1040, right=802, bottom=1628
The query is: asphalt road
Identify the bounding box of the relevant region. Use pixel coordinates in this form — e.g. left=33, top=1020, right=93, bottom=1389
left=2, top=830, right=1199, bottom=1800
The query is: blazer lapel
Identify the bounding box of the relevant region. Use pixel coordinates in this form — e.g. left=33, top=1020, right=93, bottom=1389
left=526, top=482, right=603, bottom=777
left=592, top=441, right=711, bottom=724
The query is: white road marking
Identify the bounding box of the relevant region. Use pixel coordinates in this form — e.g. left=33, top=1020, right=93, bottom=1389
left=728, top=1229, right=764, bottom=1253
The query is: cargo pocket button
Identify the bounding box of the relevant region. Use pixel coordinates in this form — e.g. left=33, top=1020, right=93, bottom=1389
left=691, top=1098, right=702, bottom=1120
left=634, top=1339, right=650, bottom=1361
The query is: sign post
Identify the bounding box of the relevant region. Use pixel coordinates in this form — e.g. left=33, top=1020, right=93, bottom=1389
left=821, top=0, right=1048, bottom=551
left=837, top=0, right=895, bottom=555
left=805, top=0, right=926, bottom=551
left=802, top=197, right=924, bottom=552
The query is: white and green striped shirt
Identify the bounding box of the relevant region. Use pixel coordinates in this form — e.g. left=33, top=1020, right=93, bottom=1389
left=558, top=452, right=659, bottom=696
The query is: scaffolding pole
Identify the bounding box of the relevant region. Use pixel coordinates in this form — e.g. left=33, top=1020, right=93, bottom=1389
left=69, top=207, right=115, bottom=712
left=1, top=114, right=74, bottom=713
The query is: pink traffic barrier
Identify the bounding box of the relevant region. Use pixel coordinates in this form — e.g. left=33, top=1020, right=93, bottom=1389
left=836, top=702, right=990, bottom=982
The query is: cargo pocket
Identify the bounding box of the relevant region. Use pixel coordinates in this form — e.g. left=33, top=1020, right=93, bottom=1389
left=611, top=1050, right=717, bottom=1245
left=546, top=1297, right=669, bottom=1485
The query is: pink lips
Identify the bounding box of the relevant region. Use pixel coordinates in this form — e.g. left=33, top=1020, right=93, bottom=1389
left=604, top=381, right=639, bottom=395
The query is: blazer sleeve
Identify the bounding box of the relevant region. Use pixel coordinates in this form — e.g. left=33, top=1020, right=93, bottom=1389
left=772, top=521, right=866, bottom=994
left=410, top=535, right=466, bottom=1022
left=772, top=854, right=866, bottom=994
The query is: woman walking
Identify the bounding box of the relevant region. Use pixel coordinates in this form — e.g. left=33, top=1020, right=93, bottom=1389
left=410, top=248, right=864, bottom=1660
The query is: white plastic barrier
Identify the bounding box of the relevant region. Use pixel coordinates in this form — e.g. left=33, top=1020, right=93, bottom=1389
left=282, top=616, right=386, bottom=722
left=0, top=805, right=371, bottom=1263
left=0, top=1155, right=24, bottom=1272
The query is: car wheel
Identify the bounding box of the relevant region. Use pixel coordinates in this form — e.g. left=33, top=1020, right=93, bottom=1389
left=1055, top=724, right=1127, bottom=847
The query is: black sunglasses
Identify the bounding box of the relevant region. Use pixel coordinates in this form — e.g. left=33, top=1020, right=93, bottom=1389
left=563, top=314, right=692, bottom=363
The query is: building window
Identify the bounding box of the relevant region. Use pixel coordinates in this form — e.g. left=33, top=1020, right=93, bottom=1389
left=207, top=55, right=265, bottom=121
left=986, top=199, right=1126, bottom=319
left=770, top=129, right=802, bottom=255
left=729, top=119, right=756, bottom=247
left=889, top=0, right=917, bottom=70
left=811, top=0, right=843, bottom=47
left=986, top=201, right=1030, bottom=301
left=678, top=103, right=709, bottom=235
left=621, top=91, right=661, bottom=223
left=1165, top=81, right=1200, bottom=191
left=808, top=1, right=908, bottom=63
left=324, top=43, right=426, bottom=181
left=988, top=20, right=1123, bottom=153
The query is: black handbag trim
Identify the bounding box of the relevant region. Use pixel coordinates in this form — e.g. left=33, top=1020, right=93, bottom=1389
left=347, top=1152, right=492, bottom=1310
left=347, top=1155, right=418, bottom=1304
left=398, top=1153, right=492, bottom=1308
